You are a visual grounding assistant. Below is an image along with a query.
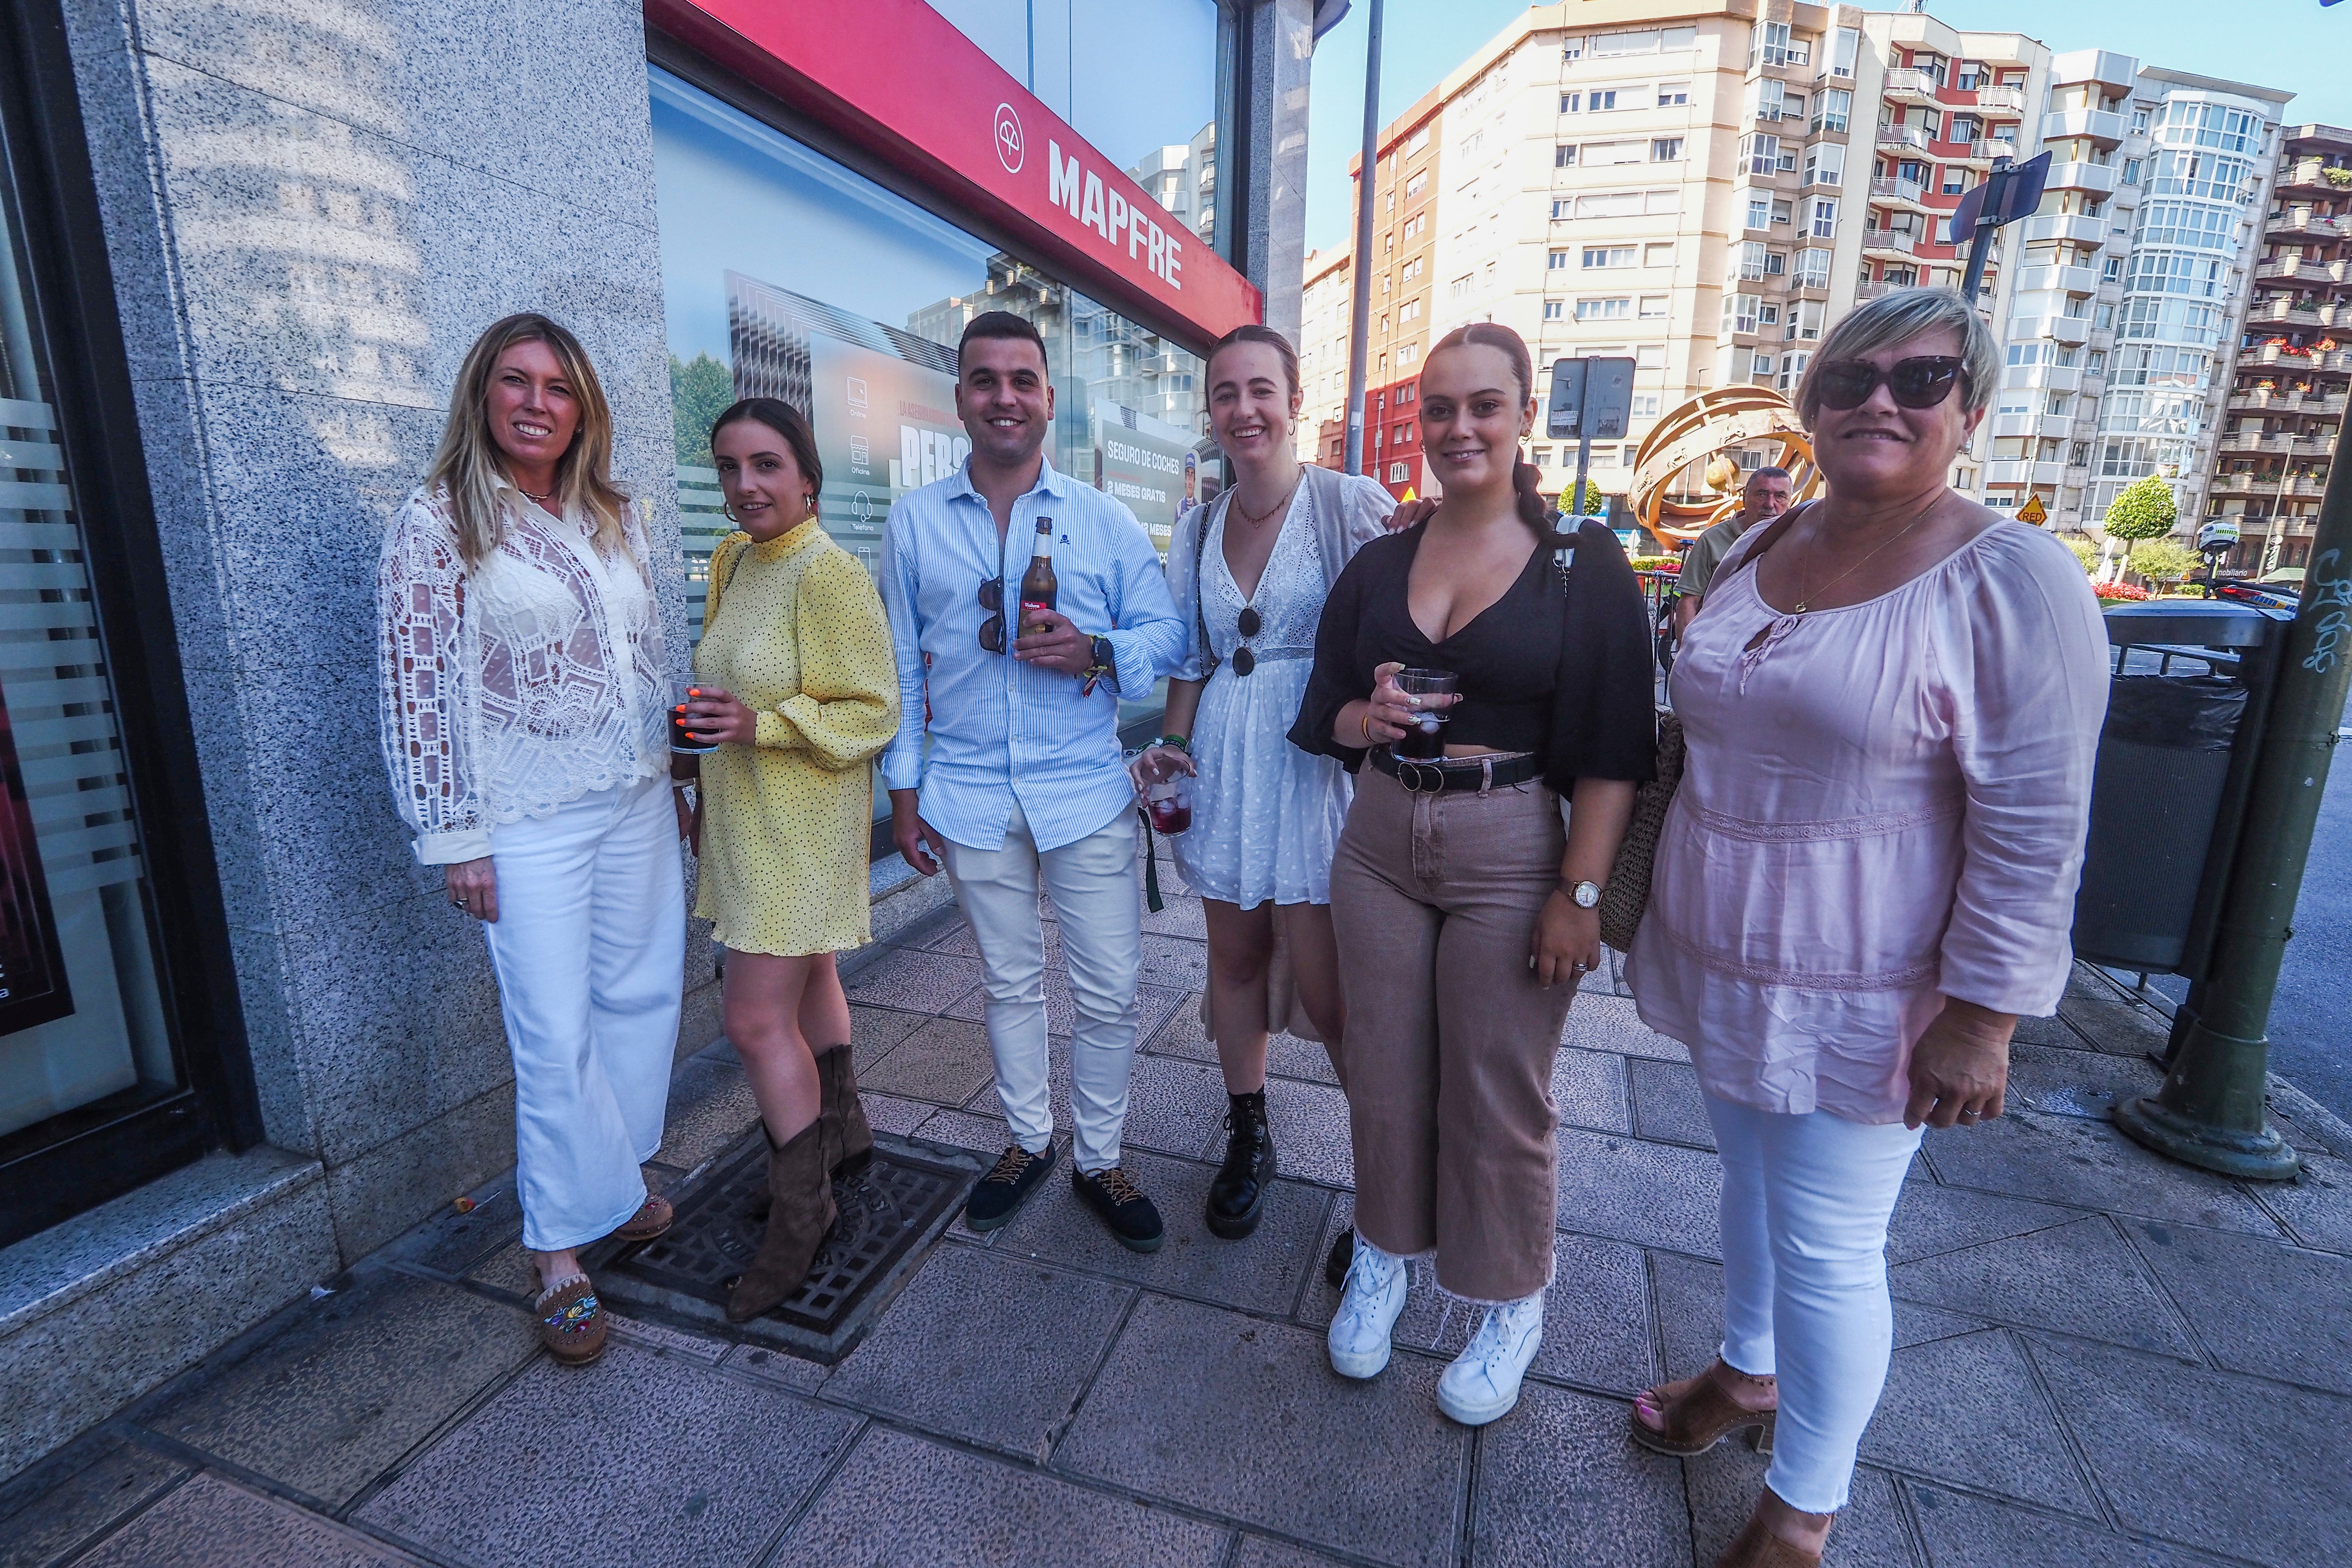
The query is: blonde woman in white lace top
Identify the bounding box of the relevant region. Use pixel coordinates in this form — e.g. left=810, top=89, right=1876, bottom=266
left=377, top=313, right=686, bottom=1368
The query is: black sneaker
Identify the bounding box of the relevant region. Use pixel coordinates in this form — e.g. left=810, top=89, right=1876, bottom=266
left=1324, top=1228, right=1355, bottom=1290
left=965, top=1142, right=1056, bottom=1231
left=1072, top=1165, right=1165, bottom=1253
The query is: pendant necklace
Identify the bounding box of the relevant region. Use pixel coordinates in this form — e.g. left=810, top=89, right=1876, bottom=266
left=1786, top=491, right=1944, bottom=616
left=1232, top=475, right=1301, bottom=530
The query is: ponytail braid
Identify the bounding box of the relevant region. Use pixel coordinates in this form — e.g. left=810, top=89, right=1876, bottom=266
left=1512, top=457, right=1573, bottom=548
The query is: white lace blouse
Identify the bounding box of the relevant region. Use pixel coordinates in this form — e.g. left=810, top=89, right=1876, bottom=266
left=377, top=485, right=669, bottom=866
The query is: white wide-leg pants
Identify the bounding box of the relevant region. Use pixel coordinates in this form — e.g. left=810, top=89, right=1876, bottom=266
left=941, top=800, right=1142, bottom=1173
left=1705, top=1092, right=1926, bottom=1515
left=483, top=776, right=686, bottom=1252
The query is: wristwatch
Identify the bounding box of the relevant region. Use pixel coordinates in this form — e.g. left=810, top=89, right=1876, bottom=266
left=1565, top=879, right=1603, bottom=908
left=1081, top=633, right=1117, bottom=696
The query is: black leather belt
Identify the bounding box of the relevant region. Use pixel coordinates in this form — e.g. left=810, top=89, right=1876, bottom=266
left=1368, top=747, right=1543, bottom=795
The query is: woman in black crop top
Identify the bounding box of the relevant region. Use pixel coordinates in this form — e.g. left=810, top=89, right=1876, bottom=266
left=1289, top=323, right=1654, bottom=1428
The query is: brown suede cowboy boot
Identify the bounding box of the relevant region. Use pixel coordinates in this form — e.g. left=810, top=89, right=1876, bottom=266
left=819, top=1043, right=873, bottom=1176
left=725, top=1120, right=835, bottom=1323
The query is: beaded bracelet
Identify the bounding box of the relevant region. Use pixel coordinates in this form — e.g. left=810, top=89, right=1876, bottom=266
left=1155, top=733, right=1191, bottom=754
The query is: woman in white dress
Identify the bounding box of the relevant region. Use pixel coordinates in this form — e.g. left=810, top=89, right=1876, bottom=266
left=1137, top=324, right=1395, bottom=1241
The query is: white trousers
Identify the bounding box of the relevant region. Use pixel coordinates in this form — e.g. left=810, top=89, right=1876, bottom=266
left=483, top=776, right=686, bottom=1252
left=941, top=800, right=1142, bottom=1172
left=1705, top=1092, right=1926, bottom=1515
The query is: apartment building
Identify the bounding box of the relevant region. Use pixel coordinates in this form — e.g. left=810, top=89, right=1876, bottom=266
left=1300, top=1, right=2048, bottom=510
left=2207, top=123, right=2352, bottom=573
left=1984, top=58, right=2290, bottom=530
left=1299, top=246, right=1352, bottom=463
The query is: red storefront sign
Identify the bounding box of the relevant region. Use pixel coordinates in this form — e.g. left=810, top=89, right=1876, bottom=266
left=648, top=0, right=1263, bottom=354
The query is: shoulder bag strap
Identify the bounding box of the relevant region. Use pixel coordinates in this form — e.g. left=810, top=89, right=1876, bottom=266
left=1193, top=491, right=1233, bottom=677
left=1720, top=500, right=1811, bottom=583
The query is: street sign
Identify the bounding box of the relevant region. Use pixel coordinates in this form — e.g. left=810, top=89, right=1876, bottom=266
left=1546, top=358, right=1587, bottom=440
left=1950, top=150, right=2051, bottom=238
left=2016, top=494, right=2048, bottom=525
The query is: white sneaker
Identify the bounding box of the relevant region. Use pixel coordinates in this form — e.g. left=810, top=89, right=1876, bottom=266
left=1436, top=1294, right=1544, bottom=1426
left=1326, top=1233, right=1409, bottom=1379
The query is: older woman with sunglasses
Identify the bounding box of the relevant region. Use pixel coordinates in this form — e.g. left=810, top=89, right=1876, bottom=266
left=1623, top=289, right=2107, bottom=1568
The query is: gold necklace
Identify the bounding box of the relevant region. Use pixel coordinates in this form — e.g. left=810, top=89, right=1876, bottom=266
left=1788, top=492, right=1945, bottom=615
left=1232, top=475, right=1302, bottom=530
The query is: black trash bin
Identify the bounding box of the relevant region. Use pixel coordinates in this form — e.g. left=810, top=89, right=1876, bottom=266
left=2072, top=599, right=2293, bottom=976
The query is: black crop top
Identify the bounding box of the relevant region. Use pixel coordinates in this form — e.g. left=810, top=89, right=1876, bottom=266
left=1288, top=518, right=1657, bottom=793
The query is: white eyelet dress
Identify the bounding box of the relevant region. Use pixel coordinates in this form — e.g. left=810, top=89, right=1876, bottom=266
left=1167, top=472, right=1394, bottom=909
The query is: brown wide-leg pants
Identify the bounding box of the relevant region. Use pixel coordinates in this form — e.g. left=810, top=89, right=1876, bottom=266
left=1330, top=765, right=1576, bottom=1303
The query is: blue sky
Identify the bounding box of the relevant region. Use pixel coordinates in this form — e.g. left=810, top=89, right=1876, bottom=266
left=1304, top=0, right=2352, bottom=254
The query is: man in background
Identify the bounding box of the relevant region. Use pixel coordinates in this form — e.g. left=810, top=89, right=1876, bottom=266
left=1673, top=466, right=1794, bottom=637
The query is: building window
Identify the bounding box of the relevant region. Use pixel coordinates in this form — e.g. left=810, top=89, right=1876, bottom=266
left=1652, top=137, right=1685, bottom=162
left=1724, top=293, right=1760, bottom=333
left=1638, top=295, right=1669, bottom=318
left=1560, top=94, right=1579, bottom=115
left=1555, top=144, right=1577, bottom=167
left=1575, top=297, right=1631, bottom=321
left=1941, top=168, right=1968, bottom=196
left=1389, top=462, right=1409, bottom=483
left=1583, top=246, right=1637, bottom=269
left=1404, top=171, right=1427, bottom=200
left=1550, top=198, right=1573, bottom=219
left=1746, top=196, right=1772, bottom=232
left=1632, top=393, right=1661, bottom=416
left=1809, top=198, right=1838, bottom=239
left=1811, top=88, right=1851, bottom=134
left=2122, top=157, right=2142, bottom=186
left=1548, top=249, right=1571, bottom=270
left=1656, top=82, right=1690, bottom=108
left=1586, top=89, right=1621, bottom=111
left=1803, top=142, right=1844, bottom=188
left=1796, top=247, right=1833, bottom=287
left=1543, top=300, right=1565, bottom=320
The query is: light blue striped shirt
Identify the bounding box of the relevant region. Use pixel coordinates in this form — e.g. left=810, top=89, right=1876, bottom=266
left=879, top=456, right=1186, bottom=853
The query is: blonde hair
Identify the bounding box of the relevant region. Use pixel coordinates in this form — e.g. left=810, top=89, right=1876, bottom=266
left=1795, top=287, right=1999, bottom=428
left=427, top=313, right=630, bottom=567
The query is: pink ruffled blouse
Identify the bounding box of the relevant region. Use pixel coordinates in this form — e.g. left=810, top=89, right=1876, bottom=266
left=1626, top=519, right=2110, bottom=1122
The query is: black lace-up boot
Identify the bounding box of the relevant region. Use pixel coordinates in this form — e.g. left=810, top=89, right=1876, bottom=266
left=1205, top=1089, right=1276, bottom=1239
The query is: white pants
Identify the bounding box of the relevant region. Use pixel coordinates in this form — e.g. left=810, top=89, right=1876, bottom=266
left=1705, top=1093, right=1926, bottom=1515
left=484, top=776, right=686, bottom=1252
left=941, top=800, right=1142, bottom=1172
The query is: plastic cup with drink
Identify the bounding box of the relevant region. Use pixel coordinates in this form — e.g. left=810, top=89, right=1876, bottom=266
left=1146, top=773, right=1193, bottom=836
left=670, top=678, right=719, bottom=755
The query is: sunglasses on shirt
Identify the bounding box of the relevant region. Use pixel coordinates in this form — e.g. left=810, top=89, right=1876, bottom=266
left=978, top=578, right=1006, bottom=653
left=1812, top=356, right=1969, bottom=411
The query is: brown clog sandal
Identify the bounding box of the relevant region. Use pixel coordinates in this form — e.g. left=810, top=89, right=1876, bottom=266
left=534, top=1274, right=607, bottom=1367
left=1628, top=1360, right=1777, bottom=1457
left=1715, top=1513, right=1824, bottom=1568
left=610, top=1194, right=672, bottom=1244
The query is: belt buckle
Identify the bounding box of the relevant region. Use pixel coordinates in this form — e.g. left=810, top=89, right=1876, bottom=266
left=1397, top=756, right=1441, bottom=794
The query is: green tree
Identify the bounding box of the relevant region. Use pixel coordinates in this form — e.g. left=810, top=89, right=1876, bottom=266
left=670, top=352, right=735, bottom=470
left=2127, top=537, right=2198, bottom=587
left=2101, top=474, right=2178, bottom=564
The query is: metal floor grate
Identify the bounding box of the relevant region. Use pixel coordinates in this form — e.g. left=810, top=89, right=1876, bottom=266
left=593, top=1131, right=982, bottom=1362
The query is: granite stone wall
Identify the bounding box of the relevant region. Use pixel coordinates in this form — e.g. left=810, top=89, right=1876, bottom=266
left=56, top=0, right=713, bottom=1265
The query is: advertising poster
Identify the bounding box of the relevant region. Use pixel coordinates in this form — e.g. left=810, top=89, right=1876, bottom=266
left=1093, top=402, right=1192, bottom=559
left=0, top=687, right=71, bottom=1037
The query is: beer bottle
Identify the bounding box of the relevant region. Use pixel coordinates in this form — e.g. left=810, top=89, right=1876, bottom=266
left=1020, top=517, right=1057, bottom=636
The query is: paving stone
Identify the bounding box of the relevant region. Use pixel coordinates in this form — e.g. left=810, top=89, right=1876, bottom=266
left=1918, top=1111, right=2281, bottom=1235
left=2004, top=1043, right=2165, bottom=1122
left=1117, top=1050, right=1234, bottom=1160
left=1863, top=1329, right=2101, bottom=1515
left=1563, top=993, right=1690, bottom=1062
left=2028, top=1336, right=2352, bottom=1568
left=1300, top=1231, right=1657, bottom=1396
left=2056, top=994, right=2171, bottom=1058
left=1556, top=1130, right=1721, bottom=1259
left=2256, top=1150, right=2352, bottom=1255
left=1136, top=936, right=1211, bottom=995
left=861, top=1017, right=999, bottom=1107
left=73, top=1473, right=416, bottom=1567
left=1142, top=996, right=1340, bottom=1087
left=1648, top=1249, right=1726, bottom=1382
left=843, top=948, right=983, bottom=1015
left=1057, top=1294, right=1469, bottom=1568
left=1688, top=1450, right=1918, bottom=1568
left=1627, top=1058, right=1714, bottom=1149
left=464, top=1240, right=540, bottom=1299
left=1885, top=1180, right=2088, bottom=1265
left=817, top=1245, right=1129, bottom=1459
left=1905, top=1483, right=2216, bottom=1568
left=2124, top=1218, right=2352, bottom=1395
left=0, top=1434, right=190, bottom=1568
left=138, top=1272, right=535, bottom=1508
left=389, top=1173, right=523, bottom=1278
left=781, top=1425, right=1223, bottom=1566
left=652, top=1057, right=762, bottom=1172
left=1263, top=1076, right=1355, bottom=1188
left=1138, top=892, right=1210, bottom=940
left=2008, top=1011, right=2087, bottom=1049
left=1231, top=1537, right=1358, bottom=1568
left=1554, top=1047, right=1632, bottom=1135
left=945, top=970, right=1186, bottom=1045
left=858, top=1093, right=936, bottom=1137
left=911, top=1106, right=1016, bottom=1157
left=991, top=1148, right=1331, bottom=1315
left=602, top=1309, right=725, bottom=1364
left=354, top=1342, right=855, bottom=1568
left=1469, top=1380, right=1690, bottom=1567
left=1267, top=1032, right=1344, bottom=1085
left=1889, top=1215, right=2196, bottom=1357
left=847, top=1003, right=928, bottom=1070
left=1890, top=1299, right=1993, bottom=1351
left=720, top=1341, right=828, bottom=1392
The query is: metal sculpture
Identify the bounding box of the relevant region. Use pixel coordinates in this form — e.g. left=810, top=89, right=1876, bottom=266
left=1625, top=385, right=1823, bottom=543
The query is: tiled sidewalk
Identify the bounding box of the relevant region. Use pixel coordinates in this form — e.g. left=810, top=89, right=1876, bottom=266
left=6, top=856, right=2351, bottom=1567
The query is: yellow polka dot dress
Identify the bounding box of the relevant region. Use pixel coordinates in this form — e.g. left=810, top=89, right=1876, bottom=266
left=692, top=521, right=900, bottom=956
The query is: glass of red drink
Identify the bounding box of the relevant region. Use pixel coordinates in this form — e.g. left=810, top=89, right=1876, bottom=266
left=1146, top=774, right=1192, bottom=836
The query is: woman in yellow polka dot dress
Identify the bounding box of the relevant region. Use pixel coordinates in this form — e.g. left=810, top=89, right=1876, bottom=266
left=675, top=397, right=900, bottom=1321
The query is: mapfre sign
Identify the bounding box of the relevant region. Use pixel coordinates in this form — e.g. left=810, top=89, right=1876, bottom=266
left=650, top=0, right=1261, bottom=353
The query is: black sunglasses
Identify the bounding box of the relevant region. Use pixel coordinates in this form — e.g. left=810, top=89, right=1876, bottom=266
left=1813, top=356, right=1968, bottom=412
left=978, top=578, right=1006, bottom=653
left=1231, top=605, right=1261, bottom=676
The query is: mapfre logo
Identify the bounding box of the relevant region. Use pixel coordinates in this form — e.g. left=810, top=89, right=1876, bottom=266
left=992, top=103, right=1024, bottom=173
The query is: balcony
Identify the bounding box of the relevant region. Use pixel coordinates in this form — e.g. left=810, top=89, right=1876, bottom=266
left=1875, top=123, right=1931, bottom=154
left=2015, top=264, right=2099, bottom=296
left=1975, top=85, right=2028, bottom=114
left=1882, top=67, right=1939, bottom=104
left=2022, top=213, right=2112, bottom=247
left=2267, top=209, right=2346, bottom=242
left=1992, top=413, right=2076, bottom=441
left=2045, top=161, right=2119, bottom=196
left=2278, top=157, right=2352, bottom=195
left=2006, top=363, right=2082, bottom=392
left=2256, top=258, right=2348, bottom=287
left=1862, top=228, right=1918, bottom=260
left=2041, top=108, right=2125, bottom=147
left=2246, top=297, right=2342, bottom=330
left=1869, top=175, right=1929, bottom=212
left=1950, top=138, right=2019, bottom=169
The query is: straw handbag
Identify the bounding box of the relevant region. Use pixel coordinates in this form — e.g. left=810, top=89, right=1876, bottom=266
left=1598, top=707, right=1684, bottom=953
